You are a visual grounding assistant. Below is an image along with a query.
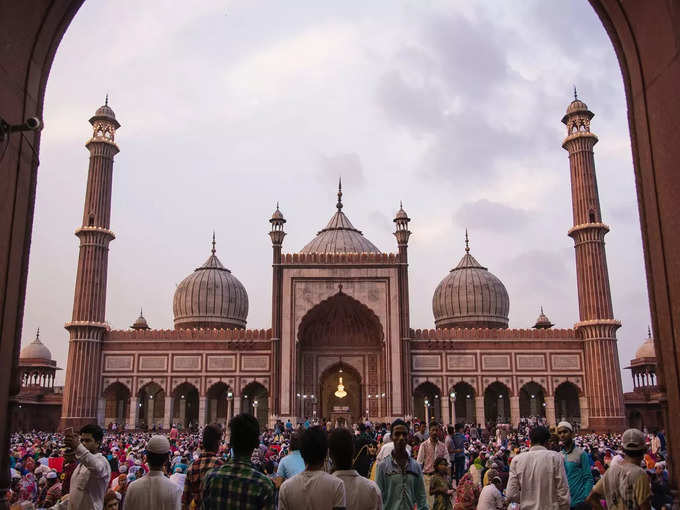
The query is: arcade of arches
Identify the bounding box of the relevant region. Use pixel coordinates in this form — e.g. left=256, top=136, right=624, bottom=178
left=412, top=380, right=582, bottom=428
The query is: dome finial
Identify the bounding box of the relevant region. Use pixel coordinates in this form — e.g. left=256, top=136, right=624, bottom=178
left=337, top=177, right=343, bottom=211
left=540, top=305, right=544, bottom=314
left=573, top=85, right=577, bottom=101
left=211, top=231, right=216, bottom=255
left=105, top=93, right=109, bottom=106
left=648, top=325, right=652, bottom=338
left=465, top=229, right=470, bottom=253
left=36, top=327, right=40, bottom=341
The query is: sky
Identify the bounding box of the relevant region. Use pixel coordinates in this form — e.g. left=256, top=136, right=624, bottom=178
left=22, top=0, right=650, bottom=391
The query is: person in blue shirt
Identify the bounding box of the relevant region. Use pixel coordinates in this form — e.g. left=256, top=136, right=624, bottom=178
left=275, top=433, right=305, bottom=489
left=557, top=421, right=593, bottom=509
left=376, top=418, right=428, bottom=510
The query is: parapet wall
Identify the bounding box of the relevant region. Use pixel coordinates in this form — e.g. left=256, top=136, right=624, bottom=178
left=409, top=327, right=576, bottom=340
left=105, top=328, right=272, bottom=341
left=281, top=252, right=401, bottom=264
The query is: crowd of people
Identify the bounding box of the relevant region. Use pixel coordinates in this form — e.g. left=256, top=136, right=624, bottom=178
left=5, top=416, right=673, bottom=509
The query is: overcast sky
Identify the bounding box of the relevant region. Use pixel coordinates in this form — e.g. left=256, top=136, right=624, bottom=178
left=23, top=0, right=650, bottom=391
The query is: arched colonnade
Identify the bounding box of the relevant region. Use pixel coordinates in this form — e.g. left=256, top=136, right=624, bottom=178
left=100, top=379, right=270, bottom=430
left=412, top=380, right=584, bottom=428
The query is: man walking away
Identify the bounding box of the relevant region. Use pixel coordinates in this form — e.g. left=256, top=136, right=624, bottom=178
left=274, top=432, right=305, bottom=489
left=181, top=424, right=223, bottom=510
left=416, top=420, right=448, bottom=507
left=557, top=421, right=593, bottom=510
left=279, top=426, right=346, bottom=510
left=329, top=427, right=382, bottom=510
left=54, top=424, right=111, bottom=509
left=123, top=435, right=181, bottom=510
left=202, top=414, right=275, bottom=510
left=451, top=423, right=467, bottom=484
left=586, top=428, right=651, bottom=510
left=506, top=425, right=570, bottom=510
left=375, top=419, right=427, bottom=510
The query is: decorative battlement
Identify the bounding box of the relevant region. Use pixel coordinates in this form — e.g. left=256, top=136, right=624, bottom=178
left=105, top=328, right=273, bottom=341
left=409, top=327, right=576, bottom=340
left=281, top=252, right=401, bottom=265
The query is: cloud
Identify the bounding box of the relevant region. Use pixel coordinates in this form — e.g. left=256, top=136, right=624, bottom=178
left=454, top=199, right=531, bottom=232
left=317, top=153, right=366, bottom=189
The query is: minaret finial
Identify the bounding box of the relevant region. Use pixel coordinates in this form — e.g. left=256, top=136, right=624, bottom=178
left=337, top=177, right=343, bottom=211
left=105, top=93, right=109, bottom=106
left=36, top=327, right=40, bottom=341
left=648, top=325, right=652, bottom=338
left=400, top=200, right=403, bottom=209
left=211, top=231, right=216, bottom=255
left=573, top=86, right=577, bottom=101
left=140, top=307, right=143, bottom=316
left=465, top=229, right=470, bottom=253
left=276, top=201, right=280, bottom=210
left=541, top=305, right=544, bottom=314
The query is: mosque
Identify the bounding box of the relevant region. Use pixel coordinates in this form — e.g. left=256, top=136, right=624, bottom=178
left=15, top=96, right=655, bottom=433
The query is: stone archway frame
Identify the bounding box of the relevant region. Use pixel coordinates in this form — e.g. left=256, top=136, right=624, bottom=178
left=102, top=377, right=132, bottom=396
left=136, top=377, right=167, bottom=396
left=171, top=377, right=201, bottom=396
left=206, top=378, right=236, bottom=396
left=447, top=377, right=478, bottom=397
left=413, top=380, right=444, bottom=423
left=551, top=376, right=585, bottom=396
left=482, top=377, right=514, bottom=397
left=296, top=290, right=385, bottom=347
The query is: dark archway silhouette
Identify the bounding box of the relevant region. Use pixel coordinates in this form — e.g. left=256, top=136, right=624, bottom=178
left=414, top=382, right=442, bottom=424
left=138, top=382, right=165, bottom=430
left=519, top=382, right=546, bottom=418
left=484, top=382, right=511, bottom=425
left=450, top=382, right=476, bottom=425
left=242, top=382, right=268, bottom=428
left=554, top=382, right=581, bottom=425
left=103, top=382, right=130, bottom=428
left=3, top=1, right=680, bottom=501
left=172, top=382, right=198, bottom=430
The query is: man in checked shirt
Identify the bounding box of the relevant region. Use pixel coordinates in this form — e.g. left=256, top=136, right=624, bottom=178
left=202, top=414, right=276, bottom=510
left=181, top=424, right=224, bottom=509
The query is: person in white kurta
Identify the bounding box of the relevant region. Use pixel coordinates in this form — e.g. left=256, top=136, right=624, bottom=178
left=123, top=435, right=181, bottom=510
left=53, top=425, right=111, bottom=510
left=476, top=476, right=504, bottom=510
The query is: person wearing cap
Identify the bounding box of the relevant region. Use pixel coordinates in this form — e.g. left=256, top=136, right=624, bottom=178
left=122, top=435, right=182, bottom=510
left=557, top=421, right=593, bottom=509
left=586, top=428, right=652, bottom=510
left=506, top=426, right=570, bottom=510
left=476, top=475, right=504, bottom=510
left=43, top=470, right=63, bottom=508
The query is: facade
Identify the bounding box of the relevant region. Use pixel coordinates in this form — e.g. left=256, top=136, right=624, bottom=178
left=624, top=329, right=663, bottom=431
left=57, top=95, right=627, bottom=432
left=11, top=330, right=63, bottom=431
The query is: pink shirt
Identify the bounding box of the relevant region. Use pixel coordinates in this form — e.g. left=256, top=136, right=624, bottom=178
left=416, top=438, right=449, bottom=474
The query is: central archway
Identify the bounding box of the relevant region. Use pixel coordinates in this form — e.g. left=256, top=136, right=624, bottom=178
left=297, top=290, right=385, bottom=423
left=320, top=363, right=362, bottom=426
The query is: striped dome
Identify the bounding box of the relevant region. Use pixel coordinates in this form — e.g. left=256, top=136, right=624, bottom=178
left=173, top=241, right=248, bottom=330
left=432, top=244, right=509, bottom=329
left=300, top=182, right=380, bottom=254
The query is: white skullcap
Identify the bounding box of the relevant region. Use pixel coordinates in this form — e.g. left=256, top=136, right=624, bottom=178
left=557, top=421, right=573, bottom=431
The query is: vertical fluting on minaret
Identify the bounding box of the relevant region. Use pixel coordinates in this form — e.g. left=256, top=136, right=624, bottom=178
left=60, top=100, right=120, bottom=430
left=562, top=93, right=625, bottom=431
left=394, top=202, right=411, bottom=416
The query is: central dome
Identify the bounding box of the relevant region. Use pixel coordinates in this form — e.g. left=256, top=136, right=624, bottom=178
left=432, top=233, right=509, bottom=329
left=173, top=236, right=248, bottom=329
left=300, top=182, right=380, bottom=254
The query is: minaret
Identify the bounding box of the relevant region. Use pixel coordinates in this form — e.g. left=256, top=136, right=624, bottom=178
left=562, top=91, right=625, bottom=431
left=60, top=99, right=120, bottom=430
left=393, top=202, right=412, bottom=416
left=269, top=203, right=286, bottom=415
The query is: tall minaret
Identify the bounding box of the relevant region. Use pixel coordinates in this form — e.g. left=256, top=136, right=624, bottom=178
left=60, top=99, right=120, bottom=430
left=562, top=91, right=625, bottom=431
left=269, top=203, right=286, bottom=416
left=393, top=202, right=411, bottom=416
